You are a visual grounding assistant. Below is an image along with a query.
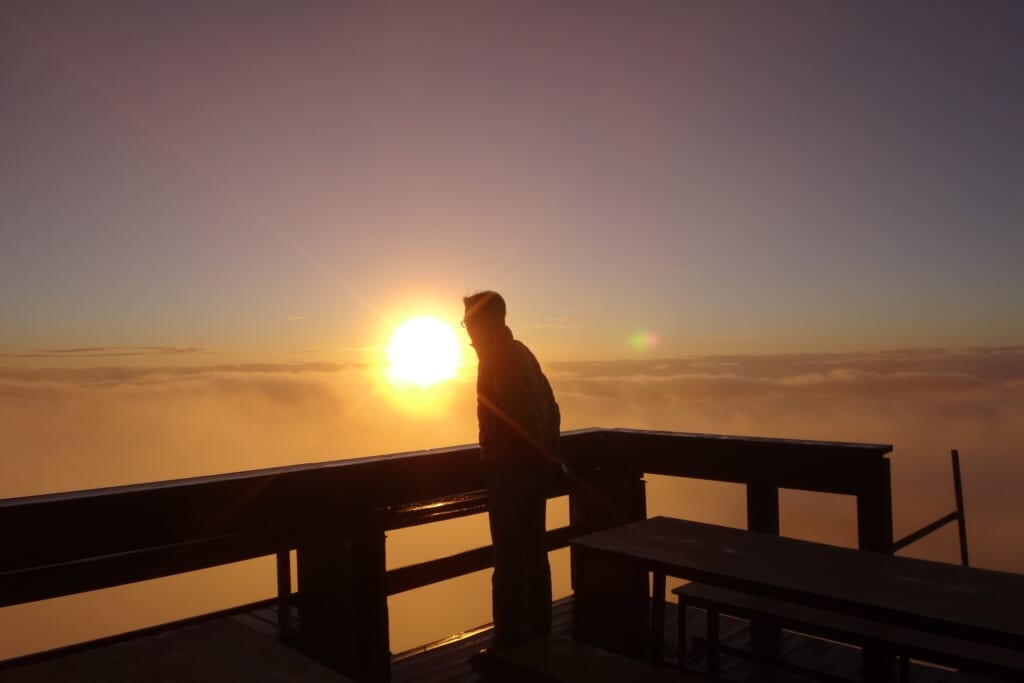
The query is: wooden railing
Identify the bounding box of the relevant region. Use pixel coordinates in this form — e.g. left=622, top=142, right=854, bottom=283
left=0, top=428, right=893, bottom=681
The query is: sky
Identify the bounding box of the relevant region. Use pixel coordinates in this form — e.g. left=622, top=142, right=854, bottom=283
left=1, top=0, right=1023, bottom=663
left=3, top=1, right=1022, bottom=361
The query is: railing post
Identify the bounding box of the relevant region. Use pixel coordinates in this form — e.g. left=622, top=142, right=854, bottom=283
left=746, top=481, right=780, bottom=535
left=746, top=482, right=782, bottom=669
left=856, top=457, right=894, bottom=553
left=276, top=550, right=293, bottom=635
left=857, top=455, right=896, bottom=682
left=570, top=463, right=648, bottom=658
left=952, top=449, right=970, bottom=567
left=293, top=522, right=390, bottom=682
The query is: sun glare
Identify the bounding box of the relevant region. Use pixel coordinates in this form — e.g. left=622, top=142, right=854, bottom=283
left=387, top=316, right=461, bottom=386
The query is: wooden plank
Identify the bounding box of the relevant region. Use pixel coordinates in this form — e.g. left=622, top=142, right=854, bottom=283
left=0, top=525, right=313, bottom=607
left=568, top=429, right=892, bottom=495
left=675, top=583, right=1024, bottom=679
left=572, top=517, right=1024, bottom=650
left=495, top=637, right=705, bottom=683
left=0, top=616, right=355, bottom=682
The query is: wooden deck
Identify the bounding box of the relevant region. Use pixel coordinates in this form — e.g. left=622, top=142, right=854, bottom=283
left=0, top=607, right=353, bottom=682
left=689, top=614, right=1000, bottom=683
left=0, top=596, right=1006, bottom=682
left=394, top=597, right=1005, bottom=683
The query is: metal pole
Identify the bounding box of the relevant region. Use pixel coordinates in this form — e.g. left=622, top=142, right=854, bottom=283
left=951, top=450, right=970, bottom=567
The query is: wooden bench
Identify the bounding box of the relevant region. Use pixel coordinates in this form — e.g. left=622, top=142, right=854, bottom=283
left=673, top=582, right=1024, bottom=682
left=573, top=517, right=1024, bottom=682
left=494, top=637, right=703, bottom=683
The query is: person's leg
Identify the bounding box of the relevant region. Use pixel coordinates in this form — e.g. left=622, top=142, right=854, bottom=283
left=486, top=459, right=551, bottom=650
left=521, top=482, right=552, bottom=640
left=488, top=470, right=527, bottom=650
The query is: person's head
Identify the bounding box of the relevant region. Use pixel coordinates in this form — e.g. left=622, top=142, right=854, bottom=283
left=463, top=290, right=506, bottom=344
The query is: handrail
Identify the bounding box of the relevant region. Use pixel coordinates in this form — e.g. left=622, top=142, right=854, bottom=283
left=0, top=428, right=890, bottom=581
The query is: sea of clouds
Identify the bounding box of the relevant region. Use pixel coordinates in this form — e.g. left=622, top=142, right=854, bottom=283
left=1, top=346, right=1021, bottom=657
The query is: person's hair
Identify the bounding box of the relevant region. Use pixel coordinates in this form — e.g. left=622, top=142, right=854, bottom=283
left=463, top=290, right=506, bottom=326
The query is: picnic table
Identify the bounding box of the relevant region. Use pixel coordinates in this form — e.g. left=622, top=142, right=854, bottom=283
left=571, top=516, right=1024, bottom=679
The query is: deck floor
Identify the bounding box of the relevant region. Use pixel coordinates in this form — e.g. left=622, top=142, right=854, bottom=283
left=0, top=610, right=353, bottom=682
left=0, top=598, right=1007, bottom=682
left=392, top=598, right=1006, bottom=683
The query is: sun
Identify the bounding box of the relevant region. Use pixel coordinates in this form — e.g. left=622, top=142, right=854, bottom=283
left=387, top=316, right=462, bottom=386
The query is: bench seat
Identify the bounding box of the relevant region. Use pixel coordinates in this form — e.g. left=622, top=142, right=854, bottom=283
left=673, top=582, right=1024, bottom=681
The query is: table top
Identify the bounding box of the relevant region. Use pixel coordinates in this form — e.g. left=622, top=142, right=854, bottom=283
left=571, top=516, right=1024, bottom=649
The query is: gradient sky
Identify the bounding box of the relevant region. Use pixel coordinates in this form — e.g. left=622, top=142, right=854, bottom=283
left=3, top=1, right=1022, bottom=363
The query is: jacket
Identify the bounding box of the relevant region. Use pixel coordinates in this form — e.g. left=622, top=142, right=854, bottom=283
left=475, top=326, right=561, bottom=467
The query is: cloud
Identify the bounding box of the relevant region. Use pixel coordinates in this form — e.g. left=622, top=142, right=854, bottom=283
left=1, top=346, right=210, bottom=359
left=549, top=347, right=1024, bottom=402
left=547, top=350, right=1024, bottom=456
left=0, top=363, right=368, bottom=388
left=522, top=317, right=581, bottom=330
left=545, top=347, right=1024, bottom=573
left=0, top=361, right=478, bottom=498
left=1, top=348, right=1022, bottom=574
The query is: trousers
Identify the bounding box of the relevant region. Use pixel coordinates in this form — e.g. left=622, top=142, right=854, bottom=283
left=485, top=457, right=552, bottom=650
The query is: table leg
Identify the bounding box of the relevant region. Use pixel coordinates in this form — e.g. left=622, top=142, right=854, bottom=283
left=651, top=571, right=666, bottom=664
left=676, top=599, right=687, bottom=670
left=708, top=607, right=720, bottom=679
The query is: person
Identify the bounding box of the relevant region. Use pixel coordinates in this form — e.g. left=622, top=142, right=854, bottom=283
left=462, top=290, right=561, bottom=659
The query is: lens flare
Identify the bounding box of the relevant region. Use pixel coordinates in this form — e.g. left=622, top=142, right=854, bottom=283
left=629, top=330, right=660, bottom=352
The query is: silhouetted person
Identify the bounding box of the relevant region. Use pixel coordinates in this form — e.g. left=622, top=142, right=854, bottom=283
left=463, top=291, right=561, bottom=661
